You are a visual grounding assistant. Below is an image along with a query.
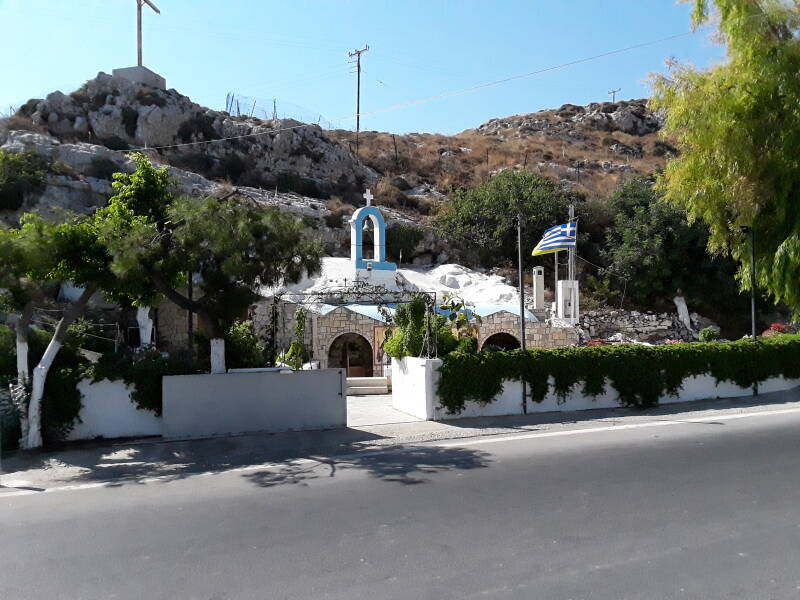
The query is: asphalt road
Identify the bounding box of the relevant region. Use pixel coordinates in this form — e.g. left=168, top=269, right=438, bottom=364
left=3, top=407, right=800, bottom=599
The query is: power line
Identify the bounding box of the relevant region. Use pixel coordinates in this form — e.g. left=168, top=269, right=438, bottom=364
left=122, top=29, right=695, bottom=154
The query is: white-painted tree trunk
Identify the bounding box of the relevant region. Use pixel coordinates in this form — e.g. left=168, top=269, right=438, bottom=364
left=24, top=339, right=61, bottom=449
left=136, top=306, right=154, bottom=348
left=210, top=337, right=226, bottom=374
left=673, top=294, right=692, bottom=331
left=16, top=340, right=29, bottom=381
left=23, top=285, right=96, bottom=449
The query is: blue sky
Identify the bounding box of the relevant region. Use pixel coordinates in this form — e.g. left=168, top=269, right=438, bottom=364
left=0, top=0, right=724, bottom=134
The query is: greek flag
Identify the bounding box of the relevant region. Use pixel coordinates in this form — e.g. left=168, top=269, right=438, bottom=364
left=532, top=222, right=577, bottom=256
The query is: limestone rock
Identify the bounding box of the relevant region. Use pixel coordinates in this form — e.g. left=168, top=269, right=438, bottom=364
left=6, top=72, right=376, bottom=199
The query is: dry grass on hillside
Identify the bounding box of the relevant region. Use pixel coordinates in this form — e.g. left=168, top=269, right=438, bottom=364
left=329, top=124, right=670, bottom=202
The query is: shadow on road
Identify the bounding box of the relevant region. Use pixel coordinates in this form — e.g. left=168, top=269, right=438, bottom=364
left=1, top=427, right=388, bottom=489
left=243, top=444, right=491, bottom=489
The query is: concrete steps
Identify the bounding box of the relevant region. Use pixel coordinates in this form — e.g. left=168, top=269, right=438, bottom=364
left=347, top=376, right=389, bottom=396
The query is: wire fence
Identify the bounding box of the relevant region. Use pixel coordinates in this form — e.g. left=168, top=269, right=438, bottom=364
left=223, top=92, right=337, bottom=130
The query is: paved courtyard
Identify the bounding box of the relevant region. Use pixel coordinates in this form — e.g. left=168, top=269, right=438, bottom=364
left=346, top=394, right=422, bottom=427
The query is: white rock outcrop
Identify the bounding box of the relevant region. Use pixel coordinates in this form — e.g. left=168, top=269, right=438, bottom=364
left=5, top=72, right=376, bottom=197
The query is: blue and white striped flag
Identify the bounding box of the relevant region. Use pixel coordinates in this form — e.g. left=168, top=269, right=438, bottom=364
left=532, top=222, right=577, bottom=256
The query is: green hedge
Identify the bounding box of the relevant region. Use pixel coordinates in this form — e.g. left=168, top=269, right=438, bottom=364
left=437, top=334, right=800, bottom=415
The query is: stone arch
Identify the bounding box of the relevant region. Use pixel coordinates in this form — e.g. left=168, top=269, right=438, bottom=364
left=481, top=332, right=521, bottom=351
left=328, top=332, right=374, bottom=377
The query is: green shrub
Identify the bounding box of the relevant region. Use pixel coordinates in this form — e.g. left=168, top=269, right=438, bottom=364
left=454, top=335, right=478, bottom=355
left=225, top=320, right=266, bottom=369
left=386, top=224, right=425, bottom=262
left=699, top=327, right=721, bottom=343
left=384, top=297, right=457, bottom=359
left=0, top=150, right=47, bottom=210
left=195, top=320, right=267, bottom=370
left=0, top=325, right=19, bottom=450
left=437, top=334, right=800, bottom=415
left=88, top=350, right=199, bottom=415
left=177, top=114, right=219, bottom=143
left=0, top=323, right=118, bottom=447
left=50, top=160, right=75, bottom=177
left=121, top=107, right=139, bottom=138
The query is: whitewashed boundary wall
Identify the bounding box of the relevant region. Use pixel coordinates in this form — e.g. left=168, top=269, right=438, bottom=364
left=390, top=358, right=800, bottom=421
left=162, top=369, right=346, bottom=438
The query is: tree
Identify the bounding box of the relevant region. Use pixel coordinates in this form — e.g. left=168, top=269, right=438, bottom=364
left=96, top=154, right=323, bottom=373
left=651, top=0, right=800, bottom=317
left=0, top=225, right=42, bottom=384
left=596, top=178, right=747, bottom=327
left=1, top=215, right=126, bottom=448
left=435, top=170, right=578, bottom=268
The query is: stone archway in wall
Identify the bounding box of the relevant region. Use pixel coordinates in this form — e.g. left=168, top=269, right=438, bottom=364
left=481, top=332, right=521, bottom=351
left=328, top=333, right=374, bottom=377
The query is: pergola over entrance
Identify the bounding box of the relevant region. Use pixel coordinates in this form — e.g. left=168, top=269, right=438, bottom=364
left=262, top=280, right=439, bottom=375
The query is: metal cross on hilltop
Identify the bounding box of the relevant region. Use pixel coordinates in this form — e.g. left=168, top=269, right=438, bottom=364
left=363, top=189, right=373, bottom=206
left=135, top=0, right=161, bottom=67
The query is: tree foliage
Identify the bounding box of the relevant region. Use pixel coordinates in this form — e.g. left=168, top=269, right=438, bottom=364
left=651, top=0, right=800, bottom=316
left=595, top=178, right=747, bottom=325
left=96, top=153, right=323, bottom=339
left=435, top=170, right=578, bottom=268
left=0, top=150, right=47, bottom=211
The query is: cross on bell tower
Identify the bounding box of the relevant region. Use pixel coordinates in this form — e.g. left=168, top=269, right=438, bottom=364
left=363, top=188, right=373, bottom=206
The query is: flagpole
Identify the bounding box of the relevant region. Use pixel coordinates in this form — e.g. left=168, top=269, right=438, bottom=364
left=517, top=213, right=527, bottom=414
left=554, top=252, right=558, bottom=315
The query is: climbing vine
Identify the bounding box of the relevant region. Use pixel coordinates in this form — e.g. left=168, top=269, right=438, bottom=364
left=437, top=334, right=800, bottom=415
left=281, top=308, right=309, bottom=369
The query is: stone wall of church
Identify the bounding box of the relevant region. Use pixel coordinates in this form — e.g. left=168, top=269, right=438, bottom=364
left=477, top=311, right=578, bottom=350
left=313, top=308, right=387, bottom=375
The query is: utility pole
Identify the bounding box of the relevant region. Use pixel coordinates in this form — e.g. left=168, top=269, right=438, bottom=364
left=348, top=44, right=369, bottom=156
left=608, top=88, right=621, bottom=102
left=568, top=204, right=576, bottom=282
left=517, top=214, right=528, bottom=414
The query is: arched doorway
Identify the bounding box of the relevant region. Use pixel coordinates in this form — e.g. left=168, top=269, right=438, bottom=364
left=481, top=332, right=521, bottom=352
left=328, top=333, right=374, bottom=377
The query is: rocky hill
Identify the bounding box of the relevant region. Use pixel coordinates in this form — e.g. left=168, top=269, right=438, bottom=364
left=328, top=98, right=673, bottom=205
left=1, top=73, right=671, bottom=265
